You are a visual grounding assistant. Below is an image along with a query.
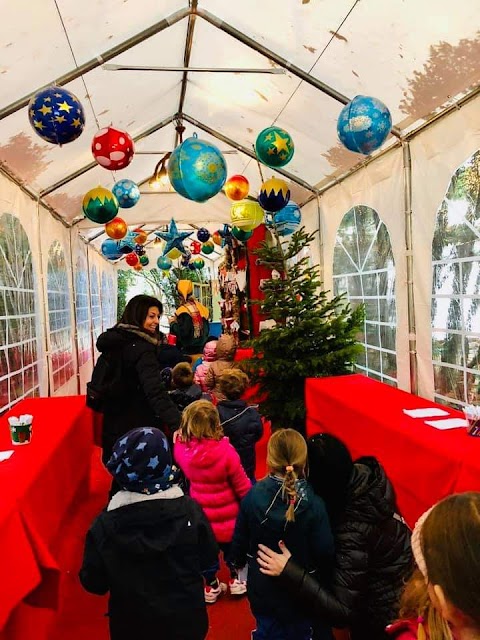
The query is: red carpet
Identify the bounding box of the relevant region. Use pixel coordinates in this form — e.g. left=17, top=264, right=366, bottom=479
left=49, top=426, right=270, bottom=640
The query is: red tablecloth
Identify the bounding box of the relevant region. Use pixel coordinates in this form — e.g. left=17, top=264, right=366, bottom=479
left=0, top=396, right=94, bottom=639
left=306, top=374, right=480, bottom=528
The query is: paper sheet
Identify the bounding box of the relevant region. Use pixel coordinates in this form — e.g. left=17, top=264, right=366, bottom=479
left=403, top=408, right=449, bottom=418
left=424, top=418, right=469, bottom=430
left=0, top=450, right=14, bottom=462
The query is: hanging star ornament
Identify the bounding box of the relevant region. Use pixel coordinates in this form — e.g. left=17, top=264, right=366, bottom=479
left=155, top=219, right=193, bottom=256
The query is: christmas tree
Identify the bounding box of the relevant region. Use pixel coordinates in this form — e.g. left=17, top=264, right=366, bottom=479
left=246, top=226, right=364, bottom=431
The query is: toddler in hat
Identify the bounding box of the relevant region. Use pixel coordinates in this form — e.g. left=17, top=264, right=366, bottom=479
left=79, top=427, right=218, bottom=640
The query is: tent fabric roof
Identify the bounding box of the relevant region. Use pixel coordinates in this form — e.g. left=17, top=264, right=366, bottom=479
left=1, top=0, right=479, bottom=247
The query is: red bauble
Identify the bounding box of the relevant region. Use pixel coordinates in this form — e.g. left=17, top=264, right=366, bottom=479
left=190, top=240, right=201, bottom=255
left=125, top=252, right=139, bottom=266
left=92, top=126, right=135, bottom=170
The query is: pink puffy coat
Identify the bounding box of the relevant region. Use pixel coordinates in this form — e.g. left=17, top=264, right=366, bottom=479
left=205, top=334, right=237, bottom=400
left=193, top=341, right=218, bottom=392
left=174, top=436, right=251, bottom=543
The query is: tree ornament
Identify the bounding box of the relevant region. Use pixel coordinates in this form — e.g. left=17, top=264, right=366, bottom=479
left=28, top=86, right=85, bottom=145
left=190, top=240, right=202, bottom=255
left=230, top=199, right=264, bottom=230
left=192, top=257, right=205, bottom=270
left=168, top=133, right=227, bottom=202
left=255, top=126, right=294, bottom=168
left=82, top=186, right=119, bottom=223
left=273, top=201, right=302, bottom=236
left=337, top=95, right=392, bottom=154
left=258, top=178, right=290, bottom=213
left=125, top=252, right=139, bottom=267
left=197, top=227, right=210, bottom=242
left=112, top=179, right=140, bottom=208
left=201, top=241, right=215, bottom=255
left=157, top=255, right=173, bottom=271
left=224, top=175, right=249, bottom=201
left=271, top=269, right=281, bottom=280
left=105, top=216, right=128, bottom=240
left=92, top=126, right=135, bottom=170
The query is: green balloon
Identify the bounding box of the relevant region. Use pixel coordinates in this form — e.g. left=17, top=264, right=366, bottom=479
left=231, top=226, right=253, bottom=242
left=83, top=195, right=119, bottom=223
left=255, top=126, right=294, bottom=168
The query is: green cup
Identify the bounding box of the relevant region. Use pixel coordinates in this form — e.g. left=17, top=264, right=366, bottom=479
left=10, top=423, right=32, bottom=445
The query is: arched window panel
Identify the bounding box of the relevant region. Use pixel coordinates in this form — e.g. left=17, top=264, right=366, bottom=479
left=75, top=256, right=91, bottom=366
left=101, top=271, right=116, bottom=331
left=432, top=150, right=480, bottom=408
left=0, top=213, right=40, bottom=411
left=90, top=265, right=102, bottom=348
left=333, top=205, right=397, bottom=386
left=47, top=241, right=74, bottom=392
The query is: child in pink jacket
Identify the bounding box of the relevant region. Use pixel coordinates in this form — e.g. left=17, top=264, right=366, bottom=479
left=174, top=400, right=252, bottom=604
left=194, top=339, right=218, bottom=393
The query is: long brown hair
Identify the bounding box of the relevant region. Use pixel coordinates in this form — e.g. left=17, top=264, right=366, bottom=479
left=398, top=569, right=451, bottom=640
left=267, top=428, right=307, bottom=523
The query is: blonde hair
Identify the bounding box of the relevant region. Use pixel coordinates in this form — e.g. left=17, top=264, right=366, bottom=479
left=172, top=362, right=194, bottom=389
left=267, top=428, right=307, bottom=523
left=398, top=569, right=451, bottom=640
left=180, top=400, right=223, bottom=441
left=217, top=368, right=249, bottom=400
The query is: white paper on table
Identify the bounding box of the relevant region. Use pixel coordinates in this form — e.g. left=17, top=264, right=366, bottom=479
left=0, top=450, right=14, bottom=462
left=403, top=408, right=449, bottom=418
left=424, top=418, right=469, bottom=430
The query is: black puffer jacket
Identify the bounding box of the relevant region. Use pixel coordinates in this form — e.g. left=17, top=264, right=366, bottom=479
left=280, top=457, right=413, bottom=639
left=217, top=400, right=263, bottom=478
left=97, top=326, right=181, bottom=462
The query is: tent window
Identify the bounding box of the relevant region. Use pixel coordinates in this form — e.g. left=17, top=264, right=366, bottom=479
left=333, top=205, right=397, bottom=386
left=101, top=271, right=116, bottom=332
left=75, top=257, right=91, bottom=367
left=90, top=265, right=102, bottom=350
left=0, top=213, right=40, bottom=412
left=47, top=241, right=74, bottom=392
left=432, top=150, right=480, bottom=408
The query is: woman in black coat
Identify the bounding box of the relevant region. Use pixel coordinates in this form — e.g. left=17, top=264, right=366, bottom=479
left=96, top=294, right=181, bottom=466
left=257, top=434, right=413, bottom=640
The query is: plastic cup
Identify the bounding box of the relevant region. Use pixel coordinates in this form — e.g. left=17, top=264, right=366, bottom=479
left=167, top=334, right=177, bottom=346
left=9, top=422, right=32, bottom=445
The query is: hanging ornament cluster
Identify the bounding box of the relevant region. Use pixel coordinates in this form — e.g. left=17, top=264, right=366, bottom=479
left=105, top=216, right=128, bottom=240
left=112, top=179, right=140, bottom=208
left=255, top=126, right=294, bottom=168
left=337, top=95, right=392, bottom=155
left=273, top=201, right=302, bottom=236
left=82, top=186, right=119, bottom=223
left=28, top=86, right=86, bottom=145
left=224, top=175, right=249, bottom=201
left=168, top=133, right=227, bottom=202
left=258, top=177, right=290, bottom=213
left=155, top=219, right=193, bottom=256
left=92, top=126, right=135, bottom=170
left=230, top=200, right=264, bottom=230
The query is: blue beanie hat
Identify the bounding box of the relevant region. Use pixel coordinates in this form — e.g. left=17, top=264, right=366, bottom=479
left=106, top=427, right=181, bottom=494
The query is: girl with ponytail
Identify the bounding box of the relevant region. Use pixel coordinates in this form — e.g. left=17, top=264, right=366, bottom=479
left=231, top=429, right=334, bottom=640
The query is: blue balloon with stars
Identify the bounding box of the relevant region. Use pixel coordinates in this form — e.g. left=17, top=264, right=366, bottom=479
left=28, top=86, right=85, bottom=145
left=337, top=95, right=392, bottom=155
left=155, top=219, right=193, bottom=257
left=168, top=134, right=227, bottom=203
left=112, top=179, right=140, bottom=209
left=274, top=201, right=302, bottom=237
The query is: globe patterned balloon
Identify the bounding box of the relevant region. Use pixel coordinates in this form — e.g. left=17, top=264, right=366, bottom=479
left=258, top=178, right=290, bottom=213
left=82, top=186, right=119, bottom=224
left=28, top=86, right=85, bottom=145
left=255, top=126, right=294, bottom=168
left=273, top=201, right=302, bottom=236
left=337, top=95, right=392, bottom=155
left=231, top=226, right=253, bottom=243
left=168, top=134, right=227, bottom=202
left=201, top=241, right=214, bottom=255
left=105, top=216, right=128, bottom=240
left=157, top=256, right=172, bottom=271
left=197, top=227, right=210, bottom=242
left=225, top=175, right=249, bottom=201
left=139, top=255, right=150, bottom=267
left=230, top=200, right=264, bottom=230
left=112, top=179, right=140, bottom=209
left=192, top=257, right=205, bottom=270
left=101, top=238, right=123, bottom=260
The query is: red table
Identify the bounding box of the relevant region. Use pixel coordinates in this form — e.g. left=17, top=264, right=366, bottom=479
left=305, top=374, right=480, bottom=528
left=0, top=396, right=94, bottom=640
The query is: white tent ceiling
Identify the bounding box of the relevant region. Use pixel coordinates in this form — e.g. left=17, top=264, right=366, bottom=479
left=0, top=0, right=479, bottom=253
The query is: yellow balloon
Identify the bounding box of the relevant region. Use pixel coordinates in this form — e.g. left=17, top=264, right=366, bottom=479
left=167, top=247, right=182, bottom=260
left=230, top=199, right=264, bottom=231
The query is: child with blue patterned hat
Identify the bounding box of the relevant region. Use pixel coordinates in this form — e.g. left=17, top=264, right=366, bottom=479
left=80, top=427, right=218, bottom=640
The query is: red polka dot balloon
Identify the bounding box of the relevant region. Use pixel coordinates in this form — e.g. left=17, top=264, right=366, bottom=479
left=92, top=126, right=135, bottom=170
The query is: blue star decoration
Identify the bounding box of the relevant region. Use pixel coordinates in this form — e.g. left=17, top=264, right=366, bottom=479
left=155, top=219, right=193, bottom=256
left=147, top=455, right=160, bottom=469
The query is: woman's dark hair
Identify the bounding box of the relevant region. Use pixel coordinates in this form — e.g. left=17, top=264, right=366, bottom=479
left=307, top=433, right=354, bottom=522
left=119, top=295, right=163, bottom=329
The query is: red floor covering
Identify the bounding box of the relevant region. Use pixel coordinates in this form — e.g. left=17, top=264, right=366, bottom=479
left=49, top=431, right=270, bottom=640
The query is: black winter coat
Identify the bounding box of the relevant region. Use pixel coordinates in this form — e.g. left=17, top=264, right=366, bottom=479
left=217, top=400, right=263, bottom=478
left=170, top=383, right=202, bottom=412
left=79, top=493, right=218, bottom=639
left=97, top=326, right=181, bottom=461
left=280, top=457, right=413, bottom=640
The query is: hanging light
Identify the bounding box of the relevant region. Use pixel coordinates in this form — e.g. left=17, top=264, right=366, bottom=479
left=148, top=151, right=172, bottom=190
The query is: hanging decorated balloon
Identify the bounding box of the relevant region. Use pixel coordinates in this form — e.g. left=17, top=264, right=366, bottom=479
left=105, top=216, right=128, bottom=240
left=126, top=252, right=139, bottom=267
left=224, top=175, right=250, bottom=201
left=190, top=240, right=202, bottom=255
left=168, top=133, right=227, bottom=202
left=201, top=241, right=214, bottom=255
left=92, top=126, right=135, bottom=170
left=157, top=255, right=172, bottom=271
left=231, top=227, right=253, bottom=243
left=134, top=244, right=146, bottom=256
left=133, top=264, right=143, bottom=272
left=134, top=230, right=148, bottom=245
left=101, top=238, right=123, bottom=260
left=82, top=186, right=119, bottom=224
left=28, top=86, right=85, bottom=145
left=212, top=230, right=223, bottom=246
left=193, top=257, right=205, bottom=270
left=112, top=179, right=140, bottom=208
left=258, top=178, right=290, bottom=213
left=273, top=201, right=302, bottom=236
left=155, top=219, right=193, bottom=256
left=337, top=95, right=392, bottom=155
left=230, top=199, right=264, bottom=230
left=255, top=126, right=294, bottom=168
left=139, top=255, right=150, bottom=267
left=197, top=227, right=210, bottom=242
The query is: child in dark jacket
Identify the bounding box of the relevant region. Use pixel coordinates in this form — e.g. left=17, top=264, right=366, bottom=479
left=216, top=368, right=263, bottom=482
left=79, top=427, right=218, bottom=640
left=170, top=362, right=202, bottom=411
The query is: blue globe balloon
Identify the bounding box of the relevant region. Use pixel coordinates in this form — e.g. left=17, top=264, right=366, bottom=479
left=28, top=86, right=85, bottom=145
left=168, top=134, right=227, bottom=202
left=274, top=202, right=302, bottom=236
left=337, top=95, right=392, bottom=155
left=157, top=256, right=172, bottom=271
left=112, top=179, right=140, bottom=208
left=101, top=238, right=123, bottom=260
